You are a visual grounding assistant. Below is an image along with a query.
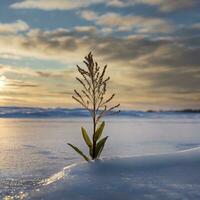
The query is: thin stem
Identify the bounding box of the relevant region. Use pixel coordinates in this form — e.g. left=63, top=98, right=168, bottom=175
left=91, top=65, right=96, bottom=160
left=92, top=106, right=96, bottom=159
left=71, top=52, right=120, bottom=161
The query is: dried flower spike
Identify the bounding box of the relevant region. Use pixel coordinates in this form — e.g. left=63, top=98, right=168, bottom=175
left=68, top=52, right=120, bottom=161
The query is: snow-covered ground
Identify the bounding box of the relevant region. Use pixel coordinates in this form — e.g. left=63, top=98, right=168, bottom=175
left=1, top=116, right=200, bottom=199
left=26, top=147, right=200, bottom=200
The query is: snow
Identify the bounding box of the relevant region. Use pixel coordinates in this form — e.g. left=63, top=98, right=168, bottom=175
left=0, top=106, right=199, bottom=118
left=1, top=117, right=200, bottom=199
left=26, top=147, right=200, bottom=200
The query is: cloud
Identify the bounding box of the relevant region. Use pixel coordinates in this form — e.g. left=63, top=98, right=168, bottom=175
left=80, top=11, right=173, bottom=33
left=10, top=0, right=199, bottom=12
left=36, top=70, right=71, bottom=79
left=191, top=23, right=200, bottom=30
left=0, top=64, right=76, bottom=107
left=0, top=29, right=83, bottom=63
left=0, top=25, right=199, bottom=108
left=80, top=10, right=98, bottom=20
left=106, top=0, right=199, bottom=12
left=0, top=64, right=38, bottom=77
left=74, top=26, right=97, bottom=34
left=0, top=20, right=29, bottom=34
left=7, top=82, right=38, bottom=88
left=156, top=0, right=199, bottom=12
left=10, top=0, right=104, bottom=10
left=148, top=69, right=200, bottom=93
left=36, top=71, right=54, bottom=78
left=4, top=0, right=200, bottom=108
left=1, top=27, right=200, bottom=63
left=0, top=64, right=73, bottom=81
left=0, top=53, right=23, bottom=60
left=91, top=35, right=200, bottom=108
left=0, top=27, right=199, bottom=75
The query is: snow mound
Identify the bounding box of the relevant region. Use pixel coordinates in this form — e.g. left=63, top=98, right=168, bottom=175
left=28, top=147, right=200, bottom=200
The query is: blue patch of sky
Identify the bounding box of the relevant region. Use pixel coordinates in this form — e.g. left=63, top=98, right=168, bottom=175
left=0, top=0, right=22, bottom=23
left=0, top=57, right=72, bottom=70
left=0, top=1, right=159, bottom=32
left=0, top=0, right=199, bottom=35
left=13, top=10, right=91, bottom=30
left=0, top=0, right=91, bottom=30
left=92, top=3, right=200, bottom=27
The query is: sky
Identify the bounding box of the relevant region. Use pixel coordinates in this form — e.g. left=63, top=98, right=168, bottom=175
left=0, top=0, right=199, bottom=110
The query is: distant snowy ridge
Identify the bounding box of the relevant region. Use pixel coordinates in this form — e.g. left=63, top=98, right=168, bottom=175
left=26, top=147, right=200, bottom=200
left=0, top=107, right=90, bottom=118
left=0, top=107, right=199, bottom=118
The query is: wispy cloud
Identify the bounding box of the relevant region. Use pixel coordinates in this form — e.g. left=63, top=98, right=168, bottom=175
left=1, top=0, right=199, bottom=108
left=36, top=70, right=71, bottom=79
left=80, top=11, right=173, bottom=32
left=0, top=27, right=199, bottom=108
left=0, top=64, right=75, bottom=107
left=0, top=53, right=23, bottom=60
left=107, top=0, right=199, bottom=12
left=74, top=26, right=97, bottom=33
left=10, top=0, right=104, bottom=10
left=0, top=64, right=73, bottom=80
left=10, top=0, right=199, bottom=12
left=7, top=82, right=38, bottom=88
left=0, top=20, right=29, bottom=34
left=80, top=10, right=98, bottom=20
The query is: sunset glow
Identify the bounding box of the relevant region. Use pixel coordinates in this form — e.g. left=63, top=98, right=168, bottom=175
left=0, top=76, right=6, bottom=90
left=0, top=0, right=199, bottom=109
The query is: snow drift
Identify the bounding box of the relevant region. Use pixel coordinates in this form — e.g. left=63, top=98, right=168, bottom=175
left=26, top=147, right=200, bottom=200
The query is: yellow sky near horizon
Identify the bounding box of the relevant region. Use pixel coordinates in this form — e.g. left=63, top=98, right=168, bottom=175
left=0, top=0, right=200, bottom=109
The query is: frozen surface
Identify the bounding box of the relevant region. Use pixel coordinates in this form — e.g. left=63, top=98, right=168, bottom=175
left=0, top=106, right=199, bottom=118
left=0, top=116, right=200, bottom=199
left=28, top=147, right=200, bottom=200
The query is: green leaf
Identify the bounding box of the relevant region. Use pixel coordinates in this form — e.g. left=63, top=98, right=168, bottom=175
left=89, top=146, right=93, bottom=158
left=67, top=143, right=90, bottom=162
left=81, top=127, right=92, bottom=148
left=94, top=121, right=105, bottom=142
left=95, top=136, right=108, bottom=159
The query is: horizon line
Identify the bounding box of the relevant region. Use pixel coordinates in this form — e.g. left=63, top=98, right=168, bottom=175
left=0, top=106, right=200, bottom=112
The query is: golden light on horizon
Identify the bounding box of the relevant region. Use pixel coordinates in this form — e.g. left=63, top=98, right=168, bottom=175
left=0, top=76, right=6, bottom=90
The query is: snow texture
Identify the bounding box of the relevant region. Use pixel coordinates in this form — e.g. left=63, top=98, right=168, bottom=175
left=27, top=147, right=200, bottom=200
